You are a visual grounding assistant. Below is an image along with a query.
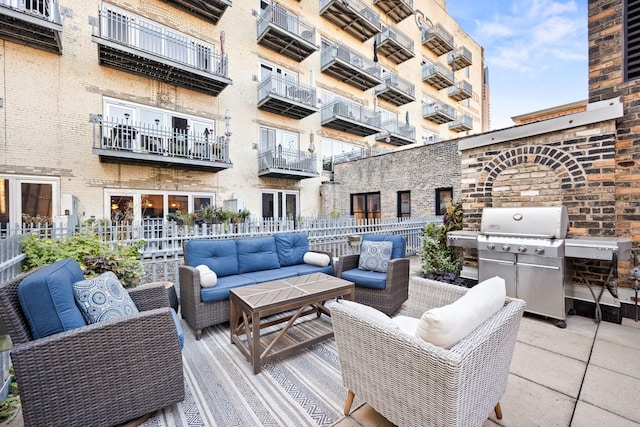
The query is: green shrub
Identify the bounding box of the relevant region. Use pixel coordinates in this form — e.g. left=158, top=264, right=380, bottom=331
left=420, top=223, right=460, bottom=275
left=21, top=232, right=145, bottom=288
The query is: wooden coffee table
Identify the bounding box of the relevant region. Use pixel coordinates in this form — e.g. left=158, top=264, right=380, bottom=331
left=229, top=273, right=355, bottom=374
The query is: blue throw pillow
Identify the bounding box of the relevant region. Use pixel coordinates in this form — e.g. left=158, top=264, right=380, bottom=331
left=358, top=241, right=393, bottom=273
left=73, top=272, right=139, bottom=324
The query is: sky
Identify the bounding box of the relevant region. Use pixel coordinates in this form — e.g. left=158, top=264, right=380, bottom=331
left=445, top=0, right=589, bottom=130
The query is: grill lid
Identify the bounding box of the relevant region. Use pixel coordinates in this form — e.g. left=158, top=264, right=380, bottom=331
left=480, top=206, right=569, bottom=239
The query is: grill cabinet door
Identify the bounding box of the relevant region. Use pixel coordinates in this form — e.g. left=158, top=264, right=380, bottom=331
left=478, top=251, right=516, bottom=298
left=516, top=254, right=565, bottom=321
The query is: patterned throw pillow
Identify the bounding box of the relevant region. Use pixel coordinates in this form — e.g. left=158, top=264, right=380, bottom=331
left=358, top=240, right=393, bottom=273
left=73, top=271, right=139, bottom=324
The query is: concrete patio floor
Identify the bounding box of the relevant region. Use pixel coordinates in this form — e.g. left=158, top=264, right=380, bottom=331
left=334, top=257, right=640, bottom=427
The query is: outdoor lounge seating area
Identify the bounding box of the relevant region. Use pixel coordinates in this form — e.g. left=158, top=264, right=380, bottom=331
left=0, top=255, right=639, bottom=425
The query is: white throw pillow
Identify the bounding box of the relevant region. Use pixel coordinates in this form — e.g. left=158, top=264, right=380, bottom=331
left=195, top=264, right=217, bottom=288
left=390, top=315, right=421, bottom=336
left=415, top=276, right=506, bottom=349
left=339, top=300, right=396, bottom=325
left=303, top=251, right=331, bottom=267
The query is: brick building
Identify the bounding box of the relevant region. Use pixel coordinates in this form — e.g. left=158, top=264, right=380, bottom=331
left=0, top=0, right=486, bottom=229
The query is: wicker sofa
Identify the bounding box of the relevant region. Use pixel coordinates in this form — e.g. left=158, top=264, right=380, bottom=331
left=179, top=232, right=334, bottom=339
left=335, top=234, right=409, bottom=315
left=0, top=261, right=184, bottom=427
left=331, top=277, right=526, bottom=427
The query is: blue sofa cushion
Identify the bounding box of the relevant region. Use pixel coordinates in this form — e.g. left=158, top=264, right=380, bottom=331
left=239, top=268, right=297, bottom=283
left=280, top=264, right=334, bottom=276
left=72, top=271, right=139, bottom=324
left=362, top=235, right=405, bottom=259
left=237, top=237, right=280, bottom=274
left=341, top=268, right=387, bottom=290
left=274, top=233, right=309, bottom=266
left=200, top=275, right=257, bottom=302
left=18, top=258, right=87, bottom=339
left=184, top=239, right=239, bottom=277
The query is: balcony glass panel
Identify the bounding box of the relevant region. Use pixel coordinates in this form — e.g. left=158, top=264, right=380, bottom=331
left=258, top=74, right=316, bottom=107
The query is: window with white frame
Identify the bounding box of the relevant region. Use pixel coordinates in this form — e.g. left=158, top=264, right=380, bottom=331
left=260, top=62, right=298, bottom=98
left=259, top=125, right=299, bottom=163
left=321, top=137, right=363, bottom=171
left=0, top=175, right=59, bottom=227
left=105, top=189, right=214, bottom=224
left=261, top=189, right=299, bottom=221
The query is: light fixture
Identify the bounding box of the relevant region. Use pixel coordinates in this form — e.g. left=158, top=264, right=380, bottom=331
left=308, top=131, right=315, bottom=153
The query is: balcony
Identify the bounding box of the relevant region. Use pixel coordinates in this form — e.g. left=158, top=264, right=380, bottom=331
left=422, top=62, right=454, bottom=90
left=91, top=116, right=232, bottom=172
left=372, top=0, right=413, bottom=23
left=258, top=147, right=319, bottom=180
left=421, top=24, right=454, bottom=56
left=91, top=6, right=231, bottom=97
left=0, top=0, right=63, bottom=53
left=257, top=75, right=318, bottom=119
left=448, top=46, right=472, bottom=70
left=321, top=44, right=382, bottom=91
left=448, top=79, right=472, bottom=101
left=375, top=73, right=415, bottom=106
left=160, top=0, right=231, bottom=24
left=257, top=5, right=318, bottom=62
left=321, top=100, right=382, bottom=137
left=319, top=0, right=381, bottom=42
left=375, top=24, right=414, bottom=64
left=449, top=113, right=473, bottom=132
left=422, top=100, right=456, bottom=124
left=375, top=118, right=416, bottom=146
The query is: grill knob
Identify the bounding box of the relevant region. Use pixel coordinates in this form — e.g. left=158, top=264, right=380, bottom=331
left=486, top=243, right=495, bottom=250
left=518, top=246, right=527, bottom=253
left=502, top=244, right=511, bottom=251
left=535, top=247, right=545, bottom=255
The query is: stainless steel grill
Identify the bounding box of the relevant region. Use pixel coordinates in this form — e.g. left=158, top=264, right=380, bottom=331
left=448, top=206, right=632, bottom=327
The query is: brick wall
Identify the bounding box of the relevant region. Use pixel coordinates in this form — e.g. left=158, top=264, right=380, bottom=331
left=328, top=141, right=461, bottom=217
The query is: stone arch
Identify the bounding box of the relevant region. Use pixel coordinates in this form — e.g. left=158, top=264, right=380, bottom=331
left=479, top=145, right=587, bottom=198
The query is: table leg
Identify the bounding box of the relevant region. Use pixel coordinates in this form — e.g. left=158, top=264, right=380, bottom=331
left=251, top=311, right=261, bottom=374
left=229, top=298, right=237, bottom=345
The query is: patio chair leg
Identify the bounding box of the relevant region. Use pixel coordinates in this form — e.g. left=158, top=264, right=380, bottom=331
left=196, top=329, right=202, bottom=340
left=494, top=402, right=503, bottom=419
left=344, top=390, right=355, bottom=415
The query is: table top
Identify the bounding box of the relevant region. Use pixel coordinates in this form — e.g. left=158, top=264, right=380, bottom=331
left=230, top=273, right=353, bottom=310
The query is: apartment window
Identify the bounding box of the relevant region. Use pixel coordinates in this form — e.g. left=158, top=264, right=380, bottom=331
left=322, top=138, right=363, bottom=171
left=105, top=190, right=214, bottom=223
left=422, top=128, right=441, bottom=145
left=397, top=191, right=410, bottom=218
left=627, top=0, right=640, bottom=80
left=260, top=63, right=298, bottom=97
left=435, top=187, right=453, bottom=215
left=261, top=190, right=299, bottom=220
left=0, top=175, right=59, bottom=227
left=351, top=193, right=381, bottom=222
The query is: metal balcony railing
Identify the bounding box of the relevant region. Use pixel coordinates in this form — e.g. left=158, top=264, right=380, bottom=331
left=448, top=46, right=473, bottom=69
left=449, top=113, right=473, bottom=131
left=95, top=6, right=229, bottom=79
left=320, top=0, right=381, bottom=35
left=322, top=100, right=380, bottom=126
left=0, top=0, right=60, bottom=22
left=376, top=24, right=414, bottom=54
left=422, top=62, right=454, bottom=84
left=321, top=43, right=381, bottom=90
left=258, top=75, right=317, bottom=108
left=381, top=118, right=416, bottom=139
left=422, top=101, right=456, bottom=123
left=421, top=24, right=454, bottom=55
left=92, top=116, right=230, bottom=163
left=258, top=146, right=317, bottom=174
left=380, top=73, right=415, bottom=97
left=257, top=4, right=315, bottom=45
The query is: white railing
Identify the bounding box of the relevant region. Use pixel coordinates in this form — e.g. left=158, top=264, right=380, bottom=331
left=1, top=217, right=440, bottom=284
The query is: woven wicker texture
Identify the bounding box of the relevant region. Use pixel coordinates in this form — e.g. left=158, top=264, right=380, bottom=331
left=331, top=277, right=526, bottom=427
left=336, top=253, right=409, bottom=315
left=0, top=271, right=184, bottom=427
left=179, top=246, right=334, bottom=339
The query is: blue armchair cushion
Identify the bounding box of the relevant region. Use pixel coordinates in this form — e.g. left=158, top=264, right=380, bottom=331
left=274, top=232, right=309, bottom=266
left=18, top=258, right=88, bottom=339
left=358, top=241, right=393, bottom=273
left=340, top=268, right=387, bottom=290
left=237, top=237, right=280, bottom=273
left=72, top=271, right=139, bottom=324
left=185, top=239, right=239, bottom=277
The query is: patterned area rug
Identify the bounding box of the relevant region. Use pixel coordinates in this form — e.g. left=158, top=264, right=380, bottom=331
left=141, top=304, right=356, bottom=427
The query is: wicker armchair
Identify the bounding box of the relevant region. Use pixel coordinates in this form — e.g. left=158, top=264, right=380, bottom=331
left=331, top=277, right=526, bottom=427
left=0, top=270, right=185, bottom=427
left=335, top=234, right=409, bottom=315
